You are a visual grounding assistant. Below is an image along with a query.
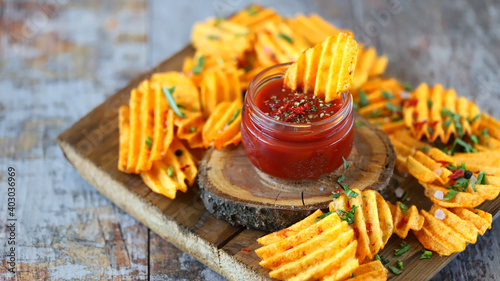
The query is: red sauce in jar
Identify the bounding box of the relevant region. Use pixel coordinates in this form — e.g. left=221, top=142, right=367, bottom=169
left=255, top=79, right=342, bottom=123
left=241, top=63, right=355, bottom=180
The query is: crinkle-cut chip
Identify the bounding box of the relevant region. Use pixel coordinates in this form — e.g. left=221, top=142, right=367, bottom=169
left=477, top=113, right=500, bottom=140
left=345, top=260, right=388, bottom=281
left=253, top=20, right=310, bottom=68
left=260, top=222, right=351, bottom=270
left=402, top=83, right=482, bottom=143
left=182, top=52, right=238, bottom=87
left=428, top=147, right=456, bottom=165
left=329, top=189, right=393, bottom=262
left=475, top=137, right=500, bottom=151
left=229, top=5, right=281, bottom=30
left=175, top=112, right=205, bottom=149
left=255, top=210, right=341, bottom=261
left=191, top=18, right=250, bottom=60
left=273, top=240, right=358, bottom=281
left=286, top=13, right=343, bottom=45
left=352, top=47, right=388, bottom=89
left=391, top=130, right=429, bottom=150
left=453, top=150, right=500, bottom=167
left=257, top=209, right=323, bottom=246
left=449, top=208, right=492, bottom=236
left=408, top=151, right=453, bottom=184
left=283, top=33, right=359, bottom=102
left=200, top=66, right=242, bottom=119
left=202, top=100, right=242, bottom=149
left=118, top=106, right=131, bottom=172
left=414, top=209, right=465, bottom=256
left=388, top=202, right=424, bottom=239
left=151, top=72, right=201, bottom=113
left=407, top=156, right=439, bottom=183
left=140, top=138, right=198, bottom=199
left=420, top=181, right=500, bottom=208
left=414, top=205, right=492, bottom=256
left=380, top=120, right=406, bottom=134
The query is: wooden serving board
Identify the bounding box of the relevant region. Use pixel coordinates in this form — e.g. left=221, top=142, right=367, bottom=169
left=57, top=45, right=500, bottom=281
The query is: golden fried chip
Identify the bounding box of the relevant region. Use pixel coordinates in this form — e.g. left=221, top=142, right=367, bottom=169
left=257, top=209, right=323, bottom=246
left=353, top=47, right=388, bottom=89
left=388, top=202, right=424, bottom=239
left=284, top=33, right=359, bottom=102
left=140, top=138, right=198, bottom=199
left=414, top=205, right=492, bottom=256
left=329, top=189, right=393, bottom=262
left=192, top=18, right=250, bottom=60
left=345, top=260, right=388, bottom=281
left=229, top=5, right=281, bottom=30
left=421, top=180, right=500, bottom=208
left=286, top=13, right=343, bottom=45
left=175, top=112, right=205, bottom=149
left=200, top=66, right=242, bottom=118
left=202, top=100, right=242, bottom=149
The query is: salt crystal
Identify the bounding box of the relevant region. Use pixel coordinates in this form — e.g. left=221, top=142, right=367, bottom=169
left=434, top=190, right=444, bottom=200
left=395, top=187, right=405, bottom=198
left=470, top=175, right=478, bottom=184
left=434, top=168, right=442, bottom=176
left=319, top=187, right=324, bottom=191
left=434, top=209, right=446, bottom=220
left=400, top=91, right=410, bottom=99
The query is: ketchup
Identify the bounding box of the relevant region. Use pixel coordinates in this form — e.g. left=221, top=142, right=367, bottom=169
left=241, top=63, right=355, bottom=180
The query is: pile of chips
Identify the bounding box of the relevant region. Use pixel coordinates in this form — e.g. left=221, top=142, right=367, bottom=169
left=116, top=4, right=500, bottom=278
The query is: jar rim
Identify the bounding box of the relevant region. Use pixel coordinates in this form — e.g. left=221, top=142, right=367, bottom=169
left=246, top=62, right=353, bottom=131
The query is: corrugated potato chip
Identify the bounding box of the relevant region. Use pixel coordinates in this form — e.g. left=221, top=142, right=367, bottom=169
left=388, top=202, right=424, bottom=239
left=345, top=260, right=388, bottom=281
left=202, top=100, right=242, bottom=149
left=414, top=205, right=492, bottom=256
left=329, top=189, right=393, bottom=262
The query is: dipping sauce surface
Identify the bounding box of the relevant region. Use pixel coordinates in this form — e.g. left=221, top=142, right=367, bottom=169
left=255, top=79, right=342, bottom=123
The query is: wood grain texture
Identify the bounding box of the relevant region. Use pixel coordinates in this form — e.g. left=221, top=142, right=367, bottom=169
left=1, top=0, right=500, bottom=280
left=198, top=114, right=395, bottom=231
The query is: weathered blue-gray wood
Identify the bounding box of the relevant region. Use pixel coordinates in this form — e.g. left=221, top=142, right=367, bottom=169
left=0, top=0, right=499, bottom=280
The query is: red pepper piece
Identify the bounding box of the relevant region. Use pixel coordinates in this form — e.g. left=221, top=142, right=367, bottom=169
left=241, top=248, right=251, bottom=252
left=448, top=169, right=465, bottom=179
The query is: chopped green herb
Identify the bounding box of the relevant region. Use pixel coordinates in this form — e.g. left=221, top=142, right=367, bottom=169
left=163, top=128, right=168, bottom=133
left=192, top=56, right=205, bottom=75
left=344, top=185, right=358, bottom=198
left=385, top=102, right=402, bottom=113
left=477, top=171, right=486, bottom=184
left=337, top=205, right=358, bottom=224
left=189, top=126, right=197, bottom=133
left=427, top=99, right=432, bottom=108
left=314, top=211, right=333, bottom=223
left=163, top=87, right=185, bottom=118
left=394, top=241, right=411, bottom=256
left=481, top=128, right=489, bottom=138
left=443, top=118, right=452, bottom=128
left=375, top=254, right=390, bottom=265
left=278, top=33, right=293, bottom=44
left=420, top=249, right=432, bottom=259
left=358, top=89, right=369, bottom=107
left=399, top=202, right=409, bottom=215
left=217, top=58, right=225, bottom=66
left=332, top=190, right=341, bottom=199
left=353, top=102, right=359, bottom=110
left=420, top=146, right=430, bottom=153
left=382, top=90, right=394, bottom=100
left=470, top=178, right=477, bottom=192
left=403, top=82, right=412, bottom=91
left=247, top=6, right=259, bottom=15
left=401, top=191, right=410, bottom=202
left=388, top=265, right=403, bottom=275
left=145, top=136, right=153, bottom=150
left=226, top=109, right=241, bottom=126
left=207, top=34, right=220, bottom=40
left=350, top=273, right=355, bottom=278
left=397, top=260, right=404, bottom=270
left=467, top=113, right=482, bottom=123
left=342, top=156, right=349, bottom=170
left=470, top=134, right=479, bottom=144
left=355, top=121, right=364, bottom=128
left=337, top=174, right=345, bottom=183
left=446, top=164, right=457, bottom=170
left=427, top=127, right=434, bottom=134
left=449, top=177, right=469, bottom=192
left=177, top=104, right=187, bottom=109
left=368, top=109, right=382, bottom=118
left=442, top=189, right=459, bottom=201
left=167, top=165, right=173, bottom=177
left=234, top=31, right=249, bottom=37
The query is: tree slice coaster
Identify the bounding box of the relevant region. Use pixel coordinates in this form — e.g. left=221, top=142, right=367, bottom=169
left=198, top=113, right=395, bottom=231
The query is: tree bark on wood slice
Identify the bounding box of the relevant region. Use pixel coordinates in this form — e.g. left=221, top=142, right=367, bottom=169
left=198, top=113, right=395, bottom=231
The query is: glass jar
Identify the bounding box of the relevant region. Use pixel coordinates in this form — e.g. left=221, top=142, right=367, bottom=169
left=241, top=63, right=355, bottom=180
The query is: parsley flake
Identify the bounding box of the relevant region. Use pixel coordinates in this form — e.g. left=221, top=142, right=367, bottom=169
left=397, top=260, right=404, bottom=270
left=394, top=241, right=411, bottom=256
left=337, top=205, right=358, bottom=224
left=358, top=89, right=369, bottom=107
left=314, top=211, right=333, bottom=223
left=337, top=174, right=345, bottom=183
left=167, top=165, right=173, bottom=177
left=342, top=156, right=349, bottom=170
left=344, top=185, right=358, bottom=198
left=399, top=202, right=409, bottom=215
left=355, top=121, right=364, bottom=128
left=278, top=33, right=293, bottom=44
left=420, top=249, right=432, bottom=259
left=375, top=254, right=390, bottom=265
left=192, top=56, right=205, bottom=75
left=189, top=126, right=197, bottom=133
left=226, top=109, right=241, bottom=126
left=382, top=90, right=394, bottom=100
left=145, top=136, right=153, bottom=150
left=442, top=189, right=459, bottom=201
left=163, top=87, right=185, bottom=118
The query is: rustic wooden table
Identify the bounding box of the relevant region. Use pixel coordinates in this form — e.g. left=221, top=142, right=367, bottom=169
left=1, top=0, right=499, bottom=280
